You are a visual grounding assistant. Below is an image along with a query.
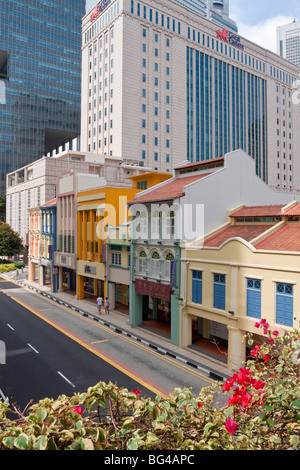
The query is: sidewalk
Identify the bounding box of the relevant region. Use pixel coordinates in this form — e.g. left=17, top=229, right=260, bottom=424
left=17, top=278, right=231, bottom=381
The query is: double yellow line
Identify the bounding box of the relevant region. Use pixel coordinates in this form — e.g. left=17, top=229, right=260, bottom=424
left=9, top=295, right=169, bottom=398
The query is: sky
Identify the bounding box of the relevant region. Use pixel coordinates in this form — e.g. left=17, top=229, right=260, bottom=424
left=85, top=0, right=300, bottom=53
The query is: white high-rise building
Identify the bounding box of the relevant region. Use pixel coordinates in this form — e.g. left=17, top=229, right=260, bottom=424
left=277, top=20, right=300, bottom=70
left=81, top=0, right=300, bottom=192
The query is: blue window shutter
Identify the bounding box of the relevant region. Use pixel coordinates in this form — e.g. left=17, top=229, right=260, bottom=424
left=276, top=294, right=293, bottom=327
left=192, top=279, right=202, bottom=304
left=214, top=283, right=225, bottom=310
left=246, top=289, right=261, bottom=319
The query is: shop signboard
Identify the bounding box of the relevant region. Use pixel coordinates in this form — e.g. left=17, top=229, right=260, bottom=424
left=135, top=279, right=171, bottom=301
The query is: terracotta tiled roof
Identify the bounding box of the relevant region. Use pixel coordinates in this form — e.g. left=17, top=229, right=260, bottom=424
left=175, top=157, right=224, bottom=170
left=203, top=225, right=272, bottom=247
left=254, top=225, right=300, bottom=252
left=230, top=205, right=285, bottom=218
left=131, top=173, right=211, bottom=203
left=41, top=198, right=57, bottom=207
left=285, top=203, right=300, bottom=216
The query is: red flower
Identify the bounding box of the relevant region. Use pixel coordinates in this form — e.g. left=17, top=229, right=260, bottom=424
left=225, top=418, right=238, bottom=435
left=254, top=322, right=260, bottom=328
left=133, top=388, right=141, bottom=397
left=197, top=402, right=203, bottom=409
left=273, top=330, right=279, bottom=336
left=74, top=406, right=84, bottom=416
left=264, top=355, right=269, bottom=362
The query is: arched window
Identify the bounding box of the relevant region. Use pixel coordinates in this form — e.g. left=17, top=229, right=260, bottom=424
left=164, top=252, right=174, bottom=280
left=138, top=250, right=147, bottom=273
left=150, top=250, right=160, bottom=276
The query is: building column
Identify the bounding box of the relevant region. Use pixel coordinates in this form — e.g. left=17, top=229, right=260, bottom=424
left=108, top=282, right=115, bottom=310
left=28, top=261, right=35, bottom=282
left=170, top=294, right=180, bottom=346
left=77, top=275, right=84, bottom=300
left=58, top=266, right=63, bottom=292
left=227, top=326, right=246, bottom=371
left=181, top=311, right=192, bottom=348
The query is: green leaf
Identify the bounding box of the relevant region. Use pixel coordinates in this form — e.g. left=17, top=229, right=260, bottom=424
left=33, top=435, right=48, bottom=450
left=15, top=433, right=29, bottom=450
left=292, top=399, right=300, bottom=408
left=3, top=436, right=16, bottom=449
left=36, top=408, right=47, bottom=422
left=127, top=438, right=139, bottom=450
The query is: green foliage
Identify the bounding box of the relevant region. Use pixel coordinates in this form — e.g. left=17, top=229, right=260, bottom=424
left=0, top=221, right=23, bottom=258
left=0, top=328, right=299, bottom=450
left=0, top=194, right=6, bottom=222
left=0, top=262, right=24, bottom=273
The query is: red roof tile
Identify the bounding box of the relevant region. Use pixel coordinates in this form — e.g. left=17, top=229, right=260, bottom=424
left=131, top=173, right=211, bottom=203
left=203, top=225, right=272, bottom=247
left=175, top=157, right=224, bottom=170
left=254, top=225, right=300, bottom=251
left=41, top=198, right=57, bottom=207
left=230, top=205, right=285, bottom=218
left=285, top=203, right=300, bottom=216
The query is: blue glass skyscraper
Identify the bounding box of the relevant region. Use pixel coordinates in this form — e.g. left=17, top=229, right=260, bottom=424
left=0, top=0, right=86, bottom=194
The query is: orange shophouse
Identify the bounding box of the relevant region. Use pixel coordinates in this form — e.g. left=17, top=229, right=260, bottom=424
left=76, top=173, right=172, bottom=302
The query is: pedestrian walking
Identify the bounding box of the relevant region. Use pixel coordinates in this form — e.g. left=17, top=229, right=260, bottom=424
left=104, top=297, right=110, bottom=314
left=96, top=295, right=103, bottom=315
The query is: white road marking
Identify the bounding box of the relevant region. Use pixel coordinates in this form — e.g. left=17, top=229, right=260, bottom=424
left=7, top=324, right=14, bottom=330
left=0, top=388, right=8, bottom=403
left=57, top=371, right=75, bottom=388
left=27, top=343, right=39, bottom=354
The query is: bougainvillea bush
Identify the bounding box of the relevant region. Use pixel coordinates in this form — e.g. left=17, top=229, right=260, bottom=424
left=0, top=325, right=299, bottom=450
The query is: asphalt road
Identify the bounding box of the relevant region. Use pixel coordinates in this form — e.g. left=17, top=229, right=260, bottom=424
left=0, top=278, right=224, bottom=412
left=0, top=288, right=157, bottom=410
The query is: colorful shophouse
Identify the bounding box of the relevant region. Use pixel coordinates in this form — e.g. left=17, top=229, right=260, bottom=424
left=39, top=198, right=58, bottom=292
left=128, top=150, right=300, bottom=348
left=28, top=206, right=41, bottom=284
left=182, top=201, right=300, bottom=370
left=76, top=173, right=172, bottom=302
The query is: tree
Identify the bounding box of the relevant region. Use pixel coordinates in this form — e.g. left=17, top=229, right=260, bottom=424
left=0, top=194, right=6, bottom=222
left=0, top=221, right=23, bottom=259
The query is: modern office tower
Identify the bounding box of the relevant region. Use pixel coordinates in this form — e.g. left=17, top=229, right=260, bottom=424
left=81, top=0, right=300, bottom=192
left=0, top=0, right=86, bottom=194
left=208, top=0, right=238, bottom=32
left=277, top=20, right=300, bottom=69
left=170, top=1, right=237, bottom=32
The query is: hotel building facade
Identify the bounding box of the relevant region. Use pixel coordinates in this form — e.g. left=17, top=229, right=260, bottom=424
left=81, top=0, right=300, bottom=191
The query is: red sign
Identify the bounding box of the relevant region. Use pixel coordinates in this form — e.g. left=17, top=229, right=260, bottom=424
left=216, top=28, right=244, bottom=50
left=135, top=279, right=171, bottom=301
left=216, top=28, right=229, bottom=42
left=90, top=0, right=111, bottom=22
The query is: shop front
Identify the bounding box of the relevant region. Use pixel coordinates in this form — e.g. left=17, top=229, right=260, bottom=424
left=54, top=252, right=77, bottom=295
left=77, top=260, right=105, bottom=301
left=191, top=317, right=228, bottom=362
left=39, top=258, right=59, bottom=292
left=135, top=279, right=172, bottom=337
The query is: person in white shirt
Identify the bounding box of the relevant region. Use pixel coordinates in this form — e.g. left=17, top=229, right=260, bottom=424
left=96, top=296, right=103, bottom=315
left=104, top=297, right=110, bottom=314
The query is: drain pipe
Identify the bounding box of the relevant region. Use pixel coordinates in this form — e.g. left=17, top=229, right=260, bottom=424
left=179, top=261, right=189, bottom=348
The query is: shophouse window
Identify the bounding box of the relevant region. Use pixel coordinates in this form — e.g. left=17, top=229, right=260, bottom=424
left=246, top=279, right=261, bottom=319
left=276, top=283, right=294, bottom=327
left=192, top=271, right=202, bottom=304
left=111, top=251, right=122, bottom=266
left=150, top=251, right=160, bottom=276
left=164, top=252, right=174, bottom=280
left=213, top=274, right=226, bottom=310
left=138, top=250, right=147, bottom=273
